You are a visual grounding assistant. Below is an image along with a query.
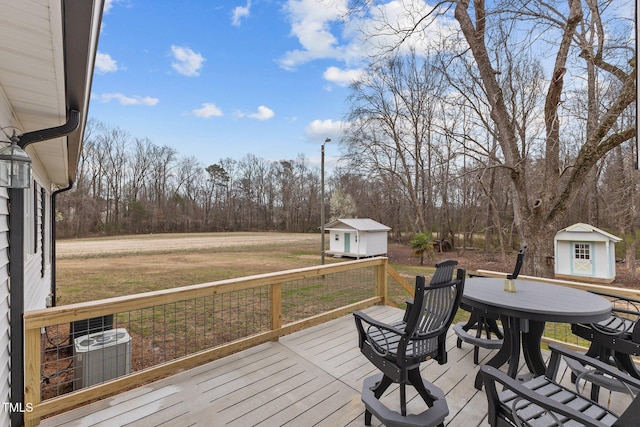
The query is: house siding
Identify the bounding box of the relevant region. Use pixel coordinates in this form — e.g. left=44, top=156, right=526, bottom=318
left=0, top=166, right=52, bottom=426
left=0, top=188, right=10, bottom=427
left=24, top=179, right=51, bottom=312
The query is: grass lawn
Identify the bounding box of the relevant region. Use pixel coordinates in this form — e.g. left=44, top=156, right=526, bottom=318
left=55, top=233, right=429, bottom=306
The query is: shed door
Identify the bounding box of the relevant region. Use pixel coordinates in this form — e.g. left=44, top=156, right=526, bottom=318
left=344, top=233, right=351, bottom=253
left=573, top=243, right=593, bottom=275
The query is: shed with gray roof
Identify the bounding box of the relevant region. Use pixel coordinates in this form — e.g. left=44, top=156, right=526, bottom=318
left=324, top=219, right=391, bottom=258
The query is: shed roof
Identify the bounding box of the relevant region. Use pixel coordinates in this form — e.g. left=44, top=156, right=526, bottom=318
left=555, top=222, right=622, bottom=242
left=324, top=218, right=391, bottom=232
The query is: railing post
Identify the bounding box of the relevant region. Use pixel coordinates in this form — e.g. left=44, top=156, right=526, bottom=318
left=271, top=283, right=282, bottom=339
left=378, top=259, right=388, bottom=306
left=24, top=326, right=41, bottom=426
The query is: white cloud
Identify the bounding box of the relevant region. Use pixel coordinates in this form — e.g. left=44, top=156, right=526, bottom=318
left=359, top=1, right=459, bottom=56
left=280, top=0, right=458, bottom=70
left=103, top=0, right=127, bottom=14
left=249, top=106, right=275, bottom=120
left=323, top=66, right=363, bottom=86
left=170, top=45, right=205, bottom=77
left=305, top=119, right=349, bottom=141
left=192, top=103, right=223, bottom=118
left=279, top=0, right=350, bottom=70
left=232, top=1, right=251, bottom=26
left=93, top=93, right=159, bottom=106
left=95, top=52, right=118, bottom=74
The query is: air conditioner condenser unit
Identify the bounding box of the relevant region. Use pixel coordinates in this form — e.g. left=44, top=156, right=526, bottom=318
left=73, top=328, right=131, bottom=390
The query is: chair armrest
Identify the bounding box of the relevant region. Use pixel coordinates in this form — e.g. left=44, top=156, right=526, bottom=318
left=403, top=299, right=414, bottom=323
left=480, top=365, right=608, bottom=427
left=353, top=311, right=405, bottom=336
left=587, top=291, right=640, bottom=306
left=468, top=273, right=487, bottom=278
left=547, top=344, right=640, bottom=391
left=587, top=291, right=640, bottom=317
left=581, top=292, right=640, bottom=342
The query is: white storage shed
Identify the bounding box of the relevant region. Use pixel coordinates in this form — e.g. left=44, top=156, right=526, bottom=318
left=554, top=223, right=622, bottom=284
left=324, top=219, right=391, bottom=259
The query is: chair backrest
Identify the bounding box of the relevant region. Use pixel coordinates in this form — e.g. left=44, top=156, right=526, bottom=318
left=405, top=260, right=465, bottom=342
left=509, top=245, right=527, bottom=279
left=429, top=259, right=459, bottom=285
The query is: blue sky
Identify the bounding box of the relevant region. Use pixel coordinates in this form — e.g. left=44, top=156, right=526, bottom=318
left=90, top=1, right=636, bottom=169
left=89, top=0, right=370, bottom=168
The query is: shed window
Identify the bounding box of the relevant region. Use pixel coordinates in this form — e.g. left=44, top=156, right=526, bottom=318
left=574, top=243, right=590, bottom=260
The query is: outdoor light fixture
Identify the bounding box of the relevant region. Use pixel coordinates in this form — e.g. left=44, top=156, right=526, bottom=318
left=0, top=130, right=31, bottom=188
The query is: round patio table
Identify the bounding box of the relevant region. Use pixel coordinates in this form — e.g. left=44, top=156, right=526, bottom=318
left=462, top=277, right=612, bottom=389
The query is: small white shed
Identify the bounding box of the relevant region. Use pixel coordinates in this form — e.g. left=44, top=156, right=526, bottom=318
left=324, top=219, right=391, bottom=259
left=554, top=223, right=622, bottom=284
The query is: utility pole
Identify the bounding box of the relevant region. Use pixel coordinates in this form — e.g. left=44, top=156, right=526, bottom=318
left=321, top=138, right=330, bottom=265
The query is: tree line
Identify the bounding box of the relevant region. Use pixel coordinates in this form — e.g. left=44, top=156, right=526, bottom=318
left=57, top=115, right=636, bottom=261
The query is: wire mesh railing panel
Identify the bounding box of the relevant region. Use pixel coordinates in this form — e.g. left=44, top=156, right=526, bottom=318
left=35, top=259, right=382, bottom=404
left=280, top=266, right=376, bottom=324
left=40, top=286, right=273, bottom=400
left=542, top=322, right=588, bottom=347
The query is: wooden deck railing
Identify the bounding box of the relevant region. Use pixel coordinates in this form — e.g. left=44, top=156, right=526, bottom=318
left=24, top=257, right=396, bottom=426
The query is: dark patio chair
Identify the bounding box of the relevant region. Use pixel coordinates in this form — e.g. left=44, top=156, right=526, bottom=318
left=481, top=343, right=640, bottom=427
left=353, top=259, right=465, bottom=427
left=454, top=246, right=527, bottom=364
left=571, top=291, right=640, bottom=400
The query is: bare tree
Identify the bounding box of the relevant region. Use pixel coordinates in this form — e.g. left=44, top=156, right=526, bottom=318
left=343, top=0, right=636, bottom=276
left=345, top=49, right=448, bottom=234
left=455, top=0, right=636, bottom=276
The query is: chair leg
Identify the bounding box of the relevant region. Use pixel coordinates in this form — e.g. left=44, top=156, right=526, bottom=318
left=408, top=368, right=436, bottom=407
left=400, top=383, right=407, bottom=416
left=473, top=320, right=484, bottom=364
left=371, top=374, right=393, bottom=398
left=364, top=408, right=372, bottom=426
left=365, top=375, right=393, bottom=425
left=486, top=318, right=504, bottom=339
left=613, top=351, right=640, bottom=379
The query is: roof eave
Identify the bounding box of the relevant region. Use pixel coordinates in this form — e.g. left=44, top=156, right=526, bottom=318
left=60, top=0, right=104, bottom=185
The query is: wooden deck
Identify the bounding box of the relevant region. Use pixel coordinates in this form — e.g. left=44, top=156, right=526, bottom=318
left=38, top=305, right=632, bottom=427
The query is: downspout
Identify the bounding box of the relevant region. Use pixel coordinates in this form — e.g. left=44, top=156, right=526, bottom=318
left=51, top=181, right=74, bottom=307
left=18, top=110, right=80, bottom=149
left=9, top=110, right=79, bottom=426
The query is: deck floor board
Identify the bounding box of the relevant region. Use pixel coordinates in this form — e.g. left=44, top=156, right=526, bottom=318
left=39, top=306, right=634, bottom=427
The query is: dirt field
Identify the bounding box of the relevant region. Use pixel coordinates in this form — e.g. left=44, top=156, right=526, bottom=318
left=56, top=232, right=320, bottom=258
